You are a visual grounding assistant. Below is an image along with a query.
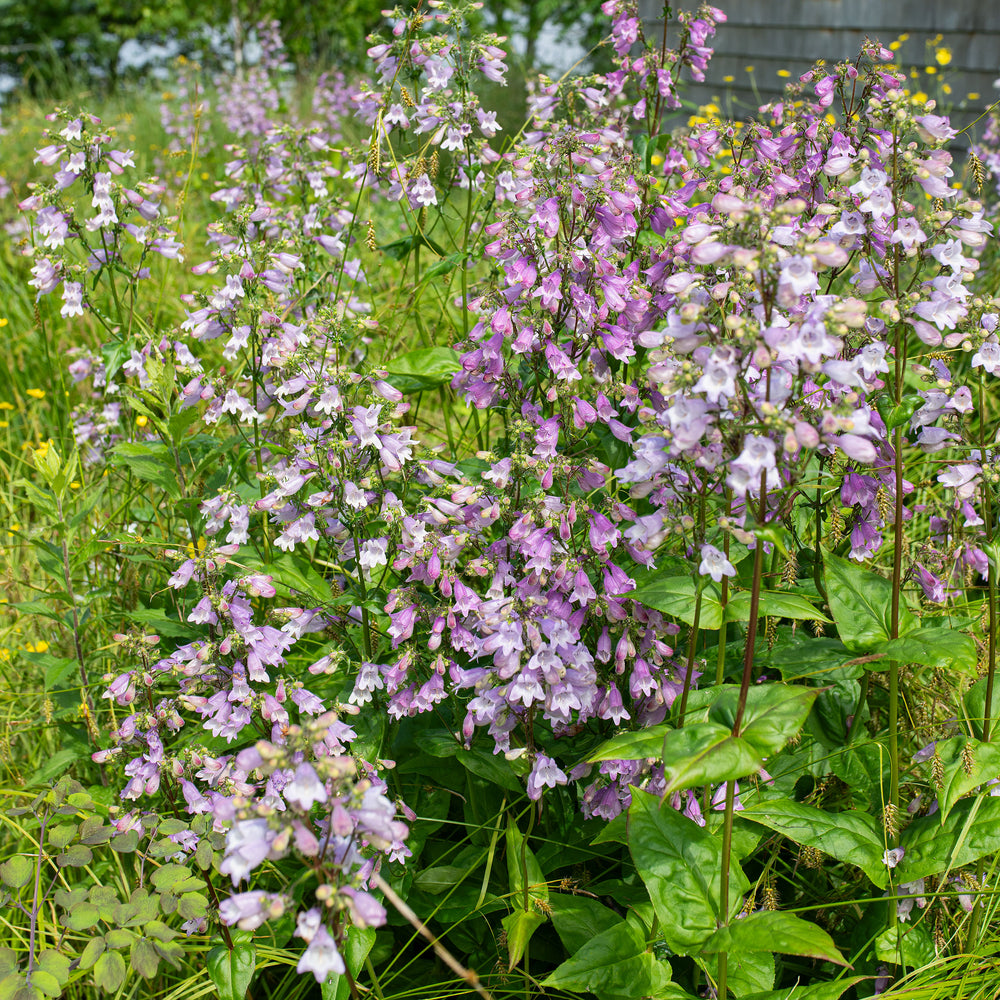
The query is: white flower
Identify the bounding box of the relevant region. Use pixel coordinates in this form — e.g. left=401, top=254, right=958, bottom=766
left=699, top=544, right=736, bottom=583
left=297, top=925, right=345, bottom=982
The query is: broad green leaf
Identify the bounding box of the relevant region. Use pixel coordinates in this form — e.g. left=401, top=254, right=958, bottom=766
left=110, top=829, right=140, bottom=853
left=690, top=684, right=821, bottom=757
left=506, top=821, right=548, bottom=902
left=590, top=725, right=670, bottom=763
left=321, top=926, right=377, bottom=1000
left=151, top=863, right=202, bottom=893
left=34, top=952, right=69, bottom=986
left=738, top=685, right=821, bottom=756
left=823, top=552, right=918, bottom=653
left=128, top=938, right=160, bottom=979
left=661, top=723, right=764, bottom=796
left=739, top=798, right=887, bottom=888
left=207, top=941, right=256, bottom=1000
left=0, top=951, right=15, bottom=976
left=501, top=908, right=547, bottom=970
left=24, top=970, right=59, bottom=998
left=94, top=951, right=127, bottom=993
left=177, top=892, right=209, bottom=921
left=45, top=823, right=77, bottom=850
left=829, top=742, right=890, bottom=813
left=78, top=938, right=106, bottom=971
left=629, top=574, right=725, bottom=628
left=726, top=591, right=830, bottom=623
left=628, top=790, right=748, bottom=952
left=542, top=921, right=671, bottom=998
left=550, top=894, right=623, bottom=954
left=738, top=980, right=866, bottom=1000
left=933, top=736, right=1000, bottom=824
left=413, top=865, right=473, bottom=895
left=105, top=929, right=137, bottom=950
left=61, top=902, right=100, bottom=931
left=384, top=348, right=461, bottom=394
left=0, top=974, right=25, bottom=1000
left=109, top=441, right=182, bottom=500
left=874, top=627, right=976, bottom=672
left=56, top=844, right=92, bottom=868
left=874, top=922, right=935, bottom=968
left=701, top=911, right=847, bottom=965
left=898, top=795, right=1000, bottom=881
left=0, top=857, right=33, bottom=890
left=963, top=676, right=1000, bottom=740
left=716, top=950, right=775, bottom=998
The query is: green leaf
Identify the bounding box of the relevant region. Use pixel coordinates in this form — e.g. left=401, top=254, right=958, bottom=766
left=56, top=844, right=92, bottom=868
left=110, top=829, right=140, bottom=853
left=48, top=824, right=79, bottom=850
left=384, top=347, right=461, bottom=394
left=0, top=856, right=34, bottom=890
left=933, top=736, right=1000, bottom=824
left=589, top=725, right=670, bottom=763
left=94, top=951, right=127, bottom=993
left=542, top=921, right=670, bottom=999
left=660, top=723, right=764, bottom=797
left=898, top=795, right=1000, bottom=882
left=150, top=863, right=202, bottom=893
left=24, top=971, right=59, bottom=999
left=105, top=929, right=137, bottom=950
left=78, top=937, right=106, bottom=971
left=823, top=552, right=918, bottom=653
left=109, top=441, right=182, bottom=500
left=0, top=975, right=25, bottom=1000
left=964, top=676, right=1000, bottom=740
left=506, top=821, right=548, bottom=902
left=129, top=938, right=160, bottom=980
left=874, top=922, right=935, bottom=968
left=701, top=911, right=847, bottom=965
left=61, top=902, right=100, bottom=931
left=726, top=591, right=831, bottom=623
left=321, top=926, right=377, bottom=1000
left=739, top=798, right=887, bottom=887
left=734, top=685, right=821, bottom=757
left=413, top=865, right=473, bottom=895
left=737, top=980, right=866, bottom=1000
left=874, top=627, right=977, bottom=671
left=378, top=233, right=445, bottom=260
left=629, top=574, right=724, bottom=628
left=628, top=789, right=747, bottom=953
left=422, top=251, right=469, bottom=279
left=550, top=894, right=623, bottom=954
left=177, top=892, right=209, bottom=921
left=207, top=942, right=256, bottom=1000
left=501, top=908, right=547, bottom=971
left=34, top=952, right=69, bottom=987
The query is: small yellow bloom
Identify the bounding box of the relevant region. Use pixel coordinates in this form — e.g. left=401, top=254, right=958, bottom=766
left=0, top=402, right=13, bottom=410
left=0, top=422, right=8, bottom=428
left=650, top=154, right=664, bottom=166
left=777, top=69, right=791, bottom=78
left=942, top=83, right=952, bottom=94
left=0, top=318, right=8, bottom=327
left=201, top=172, right=210, bottom=180
left=968, top=92, right=981, bottom=100
left=899, top=32, right=910, bottom=41
left=723, top=75, right=734, bottom=83
left=70, top=481, right=80, bottom=489
left=136, top=415, right=148, bottom=428
left=925, top=66, right=936, bottom=74
left=889, top=40, right=901, bottom=51
left=27, top=388, right=45, bottom=400
left=745, top=65, right=755, bottom=73
left=913, top=91, right=929, bottom=104
left=936, top=48, right=952, bottom=66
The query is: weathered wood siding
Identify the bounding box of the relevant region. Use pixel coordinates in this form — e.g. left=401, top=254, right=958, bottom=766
left=638, top=0, right=1000, bottom=139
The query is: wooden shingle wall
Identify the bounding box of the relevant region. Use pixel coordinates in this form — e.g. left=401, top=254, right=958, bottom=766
left=638, top=0, right=1000, bottom=141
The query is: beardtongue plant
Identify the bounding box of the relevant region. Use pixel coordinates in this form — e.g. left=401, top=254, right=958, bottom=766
left=8, top=0, right=1000, bottom=998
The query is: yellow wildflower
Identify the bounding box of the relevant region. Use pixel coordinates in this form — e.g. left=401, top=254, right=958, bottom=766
left=936, top=47, right=951, bottom=65
left=27, top=389, right=45, bottom=400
